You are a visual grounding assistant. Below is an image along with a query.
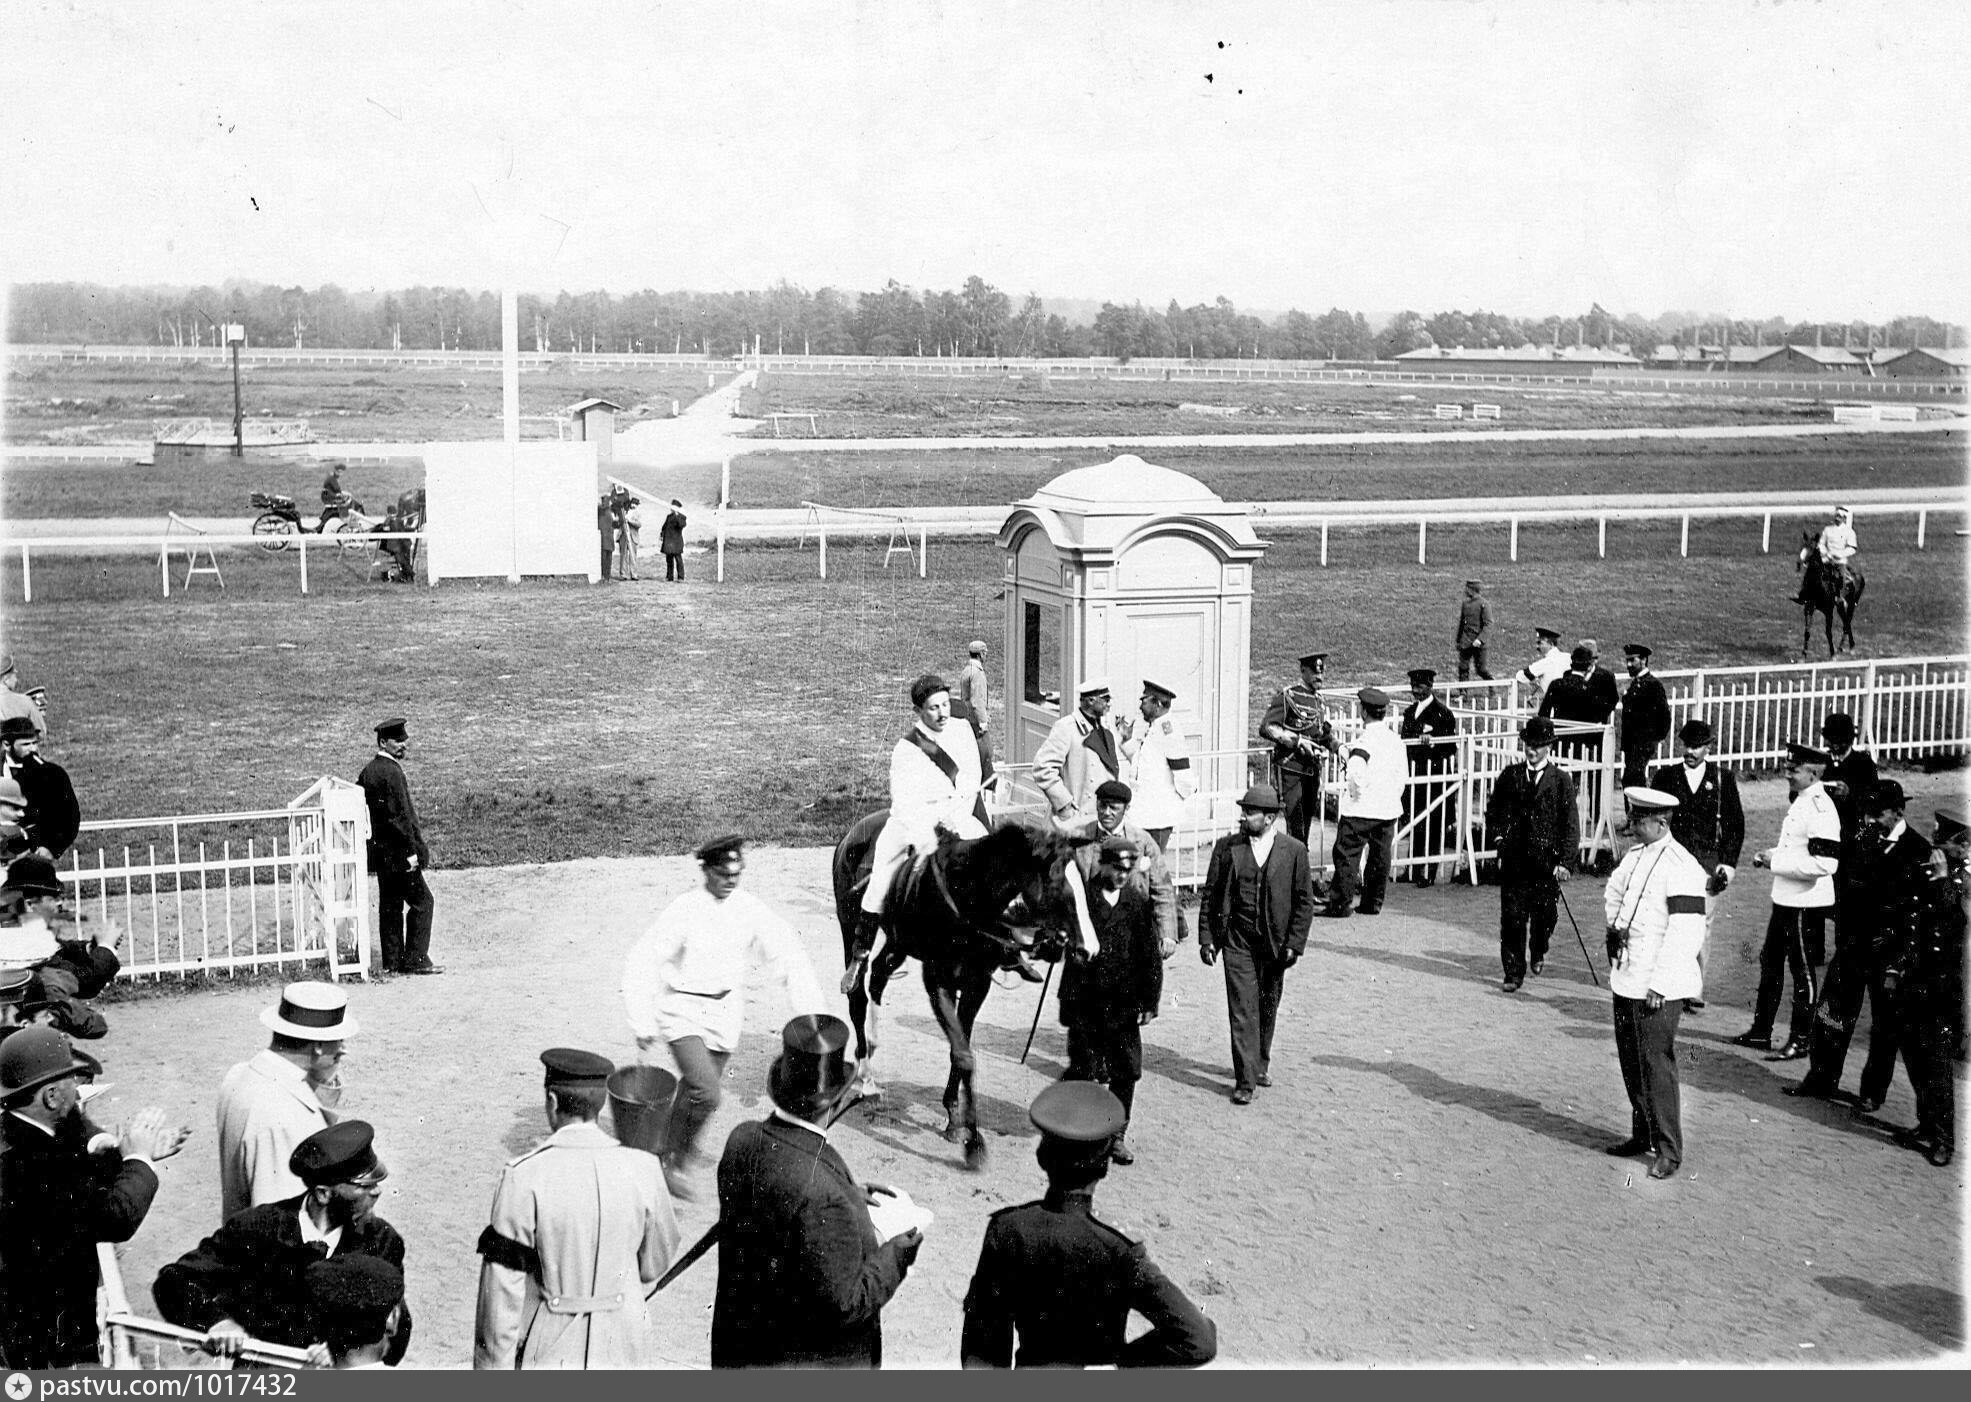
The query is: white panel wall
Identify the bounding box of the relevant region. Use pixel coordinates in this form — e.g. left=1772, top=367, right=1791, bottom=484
left=422, top=441, right=600, bottom=582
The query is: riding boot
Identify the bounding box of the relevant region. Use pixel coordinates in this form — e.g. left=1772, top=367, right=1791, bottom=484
left=842, top=910, right=881, bottom=994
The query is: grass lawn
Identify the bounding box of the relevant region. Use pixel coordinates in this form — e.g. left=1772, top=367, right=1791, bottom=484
left=9, top=523, right=1963, bottom=869
left=4, top=359, right=732, bottom=446
left=736, top=370, right=1943, bottom=438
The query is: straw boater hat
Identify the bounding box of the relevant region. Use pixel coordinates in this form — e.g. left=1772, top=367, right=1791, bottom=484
left=260, top=982, right=360, bottom=1040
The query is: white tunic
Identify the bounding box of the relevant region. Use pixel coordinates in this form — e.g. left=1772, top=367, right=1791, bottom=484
left=1519, top=647, right=1569, bottom=705
left=1764, top=782, right=1842, bottom=908
left=1119, top=714, right=1195, bottom=831
left=862, top=721, right=988, bottom=912
left=1603, top=833, right=1709, bottom=1000
left=621, top=887, right=824, bottom=1053
left=1818, top=520, right=1858, bottom=563
left=1340, top=719, right=1407, bottom=822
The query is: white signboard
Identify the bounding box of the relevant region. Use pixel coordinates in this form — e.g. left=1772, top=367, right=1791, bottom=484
left=423, top=441, right=600, bottom=582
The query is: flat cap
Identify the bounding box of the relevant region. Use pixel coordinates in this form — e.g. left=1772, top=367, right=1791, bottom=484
left=1622, top=643, right=1652, bottom=659
left=305, top=1255, right=404, bottom=1337
left=1569, top=645, right=1596, bottom=667
left=1933, top=807, right=1969, bottom=843
left=1075, top=677, right=1111, bottom=697
left=967, top=640, right=987, bottom=655
left=1677, top=718, right=1714, bottom=746
left=1029, top=1080, right=1126, bottom=1144
left=541, top=1047, right=614, bottom=1087
left=0, top=718, right=37, bottom=743
left=373, top=717, right=408, bottom=741
left=1863, top=780, right=1907, bottom=811
left=1519, top=716, right=1558, bottom=747
left=1534, top=627, right=1561, bottom=642
left=1098, top=835, right=1140, bottom=864
left=1622, top=786, right=1681, bottom=813
left=1237, top=783, right=1282, bottom=811
left=1141, top=679, right=1176, bottom=702
left=1358, top=687, right=1389, bottom=708
left=695, top=834, right=745, bottom=865
left=1464, top=579, right=1483, bottom=590
left=1407, top=668, right=1436, bottom=685
left=290, top=1119, right=385, bottom=1188
left=1094, top=779, right=1133, bottom=805
left=1786, top=742, right=1832, bottom=768
left=1297, top=651, right=1328, bottom=670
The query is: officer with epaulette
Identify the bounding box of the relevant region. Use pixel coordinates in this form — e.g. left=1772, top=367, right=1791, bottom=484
left=1739, top=742, right=1843, bottom=1060
left=1258, top=651, right=1338, bottom=846
left=960, top=1082, right=1216, bottom=1369
left=473, top=1047, right=679, bottom=1370
left=1885, top=806, right=1967, bottom=1167
left=1118, top=679, right=1196, bottom=857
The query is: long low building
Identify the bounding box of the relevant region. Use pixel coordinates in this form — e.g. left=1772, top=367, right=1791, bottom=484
left=1392, top=345, right=1641, bottom=374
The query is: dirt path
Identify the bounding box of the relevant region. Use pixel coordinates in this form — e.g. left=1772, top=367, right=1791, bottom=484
left=91, top=770, right=1966, bottom=1368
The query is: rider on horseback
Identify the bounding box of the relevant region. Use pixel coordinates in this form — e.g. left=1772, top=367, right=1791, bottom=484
left=1792, top=505, right=1858, bottom=604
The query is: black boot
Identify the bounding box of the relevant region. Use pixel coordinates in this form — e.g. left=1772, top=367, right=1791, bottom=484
left=842, top=911, right=881, bottom=995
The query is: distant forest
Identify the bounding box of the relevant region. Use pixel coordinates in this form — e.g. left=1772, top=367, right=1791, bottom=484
left=6, top=277, right=1960, bottom=362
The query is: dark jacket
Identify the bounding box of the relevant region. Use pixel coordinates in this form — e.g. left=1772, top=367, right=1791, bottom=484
left=1538, top=670, right=1617, bottom=727
left=153, top=1195, right=411, bottom=1364
left=1398, top=695, right=1458, bottom=772
left=660, top=509, right=687, bottom=554
left=0, top=1112, right=160, bottom=1368
left=711, top=1116, right=913, bottom=1368
left=1198, top=830, right=1316, bottom=961
left=1617, top=672, right=1672, bottom=760
left=1849, top=824, right=1936, bottom=957
left=11, top=754, right=80, bottom=859
left=1649, top=760, right=1745, bottom=874
left=961, top=1191, right=1216, bottom=1369
left=1060, top=882, right=1162, bottom=1026
left=1485, top=760, right=1579, bottom=875
left=46, top=940, right=120, bottom=1000
left=1822, top=746, right=1880, bottom=841
left=356, top=753, right=429, bottom=874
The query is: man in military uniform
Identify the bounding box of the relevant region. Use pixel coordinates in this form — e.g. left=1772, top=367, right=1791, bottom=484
left=1033, top=678, right=1122, bottom=832
left=1517, top=626, right=1568, bottom=710
left=1818, top=712, right=1879, bottom=956
left=1117, top=679, right=1194, bottom=856
left=1258, top=651, right=1337, bottom=847
left=1397, top=668, right=1458, bottom=888
left=1886, top=807, right=1966, bottom=1167
left=1616, top=643, right=1672, bottom=788
left=1454, top=579, right=1493, bottom=681
left=356, top=718, right=440, bottom=976
left=1485, top=717, right=1578, bottom=992
left=474, top=1048, right=680, bottom=1369
left=1067, top=781, right=1181, bottom=959
left=1738, top=743, right=1843, bottom=1058
left=1649, top=718, right=1744, bottom=1012
left=1058, top=837, right=1164, bottom=1166
left=961, top=1081, right=1216, bottom=1369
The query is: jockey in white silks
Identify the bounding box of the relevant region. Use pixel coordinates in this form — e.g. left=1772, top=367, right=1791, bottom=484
left=844, top=674, right=988, bottom=989
left=1795, top=505, right=1859, bottom=604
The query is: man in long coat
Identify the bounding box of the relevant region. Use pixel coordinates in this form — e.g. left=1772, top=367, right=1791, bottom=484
left=1616, top=643, right=1672, bottom=788
left=1397, top=669, right=1459, bottom=888
left=1033, top=678, right=1122, bottom=832
left=1058, top=836, right=1164, bottom=1165
left=474, top=1049, right=679, bottom=1369
left=1485, top=716, right=1579, bottom=991
left=356, top=717, right=438, bottom=975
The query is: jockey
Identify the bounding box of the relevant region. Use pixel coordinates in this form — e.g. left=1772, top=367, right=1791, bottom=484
left=1793, top=506, right=1858, bottom=604
left=844, top=674, right=989, bottom=991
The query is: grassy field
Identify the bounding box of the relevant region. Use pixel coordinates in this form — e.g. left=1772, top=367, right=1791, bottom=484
left=735, top=370, right=1935, bottom=438
left=4, top=359, right=732, bottom=445
left=9, top=433, right=1962, bottom=522
left=7, top=524, right=1963, bottom=868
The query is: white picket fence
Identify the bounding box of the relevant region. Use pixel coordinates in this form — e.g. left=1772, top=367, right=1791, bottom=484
left=57, top=777, right=372, bottom=981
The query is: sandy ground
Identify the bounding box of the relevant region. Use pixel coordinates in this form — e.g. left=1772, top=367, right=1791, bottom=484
left=92, top=770, right=1968, bottom=1369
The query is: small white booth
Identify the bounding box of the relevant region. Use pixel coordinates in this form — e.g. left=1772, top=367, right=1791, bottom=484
left=995, top=455, right=1269, bottom=812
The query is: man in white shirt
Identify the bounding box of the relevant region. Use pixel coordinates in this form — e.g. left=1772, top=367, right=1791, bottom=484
left=1117, top=679, right=1195, bottom=856
left=1793, top=506, right=1859, bottom=603
left=622, top=834, right=823, bottom=1199
left=216, top=982, right=356, bottom=1222
left=1321, top=688, right=1408, bottom=918
left=1735, top=743, right=1843, bottom=1058
left=1601, top=787, right=1709, bottom=1180
left=1517, top=627, right=1569, bottom=710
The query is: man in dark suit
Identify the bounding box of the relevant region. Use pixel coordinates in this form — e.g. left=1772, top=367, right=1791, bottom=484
left=1397, top=667, right=1459, bottom=887
left=1539, top=645, right=1618, bottom=762
left=1485, top=716, right=1579, bottom=992
left=1, top=716, right=79, bottom=860
left=1616, top=643, right=1672, bottom=788
left=0, top=1027, right=187, bottom=1368
left=1198, top=783, right=1317, bottom=1105
left=356, top=717, right=439, bottom=975
left=1058, top=836, right=1163, bottom=1166
left=961, top=1081, right=1216, bottom=1369
left=1886, top=807, right=1965, bottom=1167
left=154, top=1120, right=411, bottom=1367
left=712, top=1014, right=921, bottom=1368
left=1818, top=711, right=1879, bottom=944
left=1649, top=718, right=1744, bottom=1011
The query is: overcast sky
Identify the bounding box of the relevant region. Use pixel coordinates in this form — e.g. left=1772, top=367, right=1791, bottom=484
left=5, top=0, right=1968, bottom=321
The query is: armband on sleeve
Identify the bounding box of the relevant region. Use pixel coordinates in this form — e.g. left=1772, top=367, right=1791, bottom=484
left=476, top=1225, right=541, bottom=1276
left=1665, top=895, right=1706, bottom=915
left=1807, top=838, right=1842, bottom=859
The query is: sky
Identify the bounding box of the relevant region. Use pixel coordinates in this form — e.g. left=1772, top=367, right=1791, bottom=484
left=5, top=0, right=1969, bottom=322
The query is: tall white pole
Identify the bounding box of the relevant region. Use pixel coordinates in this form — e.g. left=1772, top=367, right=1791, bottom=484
left=505, top=285, right=521, bottom=583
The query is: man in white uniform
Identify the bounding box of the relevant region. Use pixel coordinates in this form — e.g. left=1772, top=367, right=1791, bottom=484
left=1320, top=688, right=1408, bottom=919
left=1118, top=679, right=1194, bottom=856
left=622, top=835, right=823, bottom=1199
left=843, top=673, right=989, bottom=990
left=215, top=982, right=355, bottom=1222
left=1033, top=679, right=1122, bottom=833
left=1793, top=505, right=1859, bottom=603
left=1517, top=626, right=1569, bottom=710
left=1601, top=787, right=1709, bottom=1180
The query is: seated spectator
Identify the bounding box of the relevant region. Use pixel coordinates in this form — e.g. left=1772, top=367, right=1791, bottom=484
left=6, top=854, right=121, bottom=997
left=1, top=718, right=79, bottom=861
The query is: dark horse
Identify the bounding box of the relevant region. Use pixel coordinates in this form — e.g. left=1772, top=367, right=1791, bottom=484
left=1797, top=533, right=1865, bottom=657
left=832, top=812, right=1096, bottom=1169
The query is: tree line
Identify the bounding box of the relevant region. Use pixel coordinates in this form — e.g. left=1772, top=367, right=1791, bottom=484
left=7, top=278, right=1959, bottom=362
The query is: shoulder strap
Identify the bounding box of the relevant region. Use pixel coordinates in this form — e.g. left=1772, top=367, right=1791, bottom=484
left=905, top=727, right=960, bottom=784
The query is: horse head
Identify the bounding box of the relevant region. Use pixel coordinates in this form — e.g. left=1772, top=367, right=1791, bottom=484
left=1797, top=532, right=1816, bottom=575
left=973, top=818, right=1100, bottom=965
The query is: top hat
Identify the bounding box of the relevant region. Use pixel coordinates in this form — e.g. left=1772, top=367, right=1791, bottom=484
left=290, top=1120, right=386, bottom=1188
left=260, top=982, right=359, bottom=1041
left=1677, top=718, right=1714, bottom=746
left=374, top=718, right=408, bottom=742
left=0, top=717, right=37, bottom=743
left=694, top=834, right=745, bottom=866
left=1519, top=716, right=1558, bottom=747
left=541, top=1047, right=615, bottom=1088
left=1621, top=786, right=1681, bottom=814
left=1141, top=679, right=1176, bottom=703
left=0, top=1026, right=101, bottom=1106
left=767, top=1014, right=855, bottom=1119
left=1237, top=783, right=1282, bottom=811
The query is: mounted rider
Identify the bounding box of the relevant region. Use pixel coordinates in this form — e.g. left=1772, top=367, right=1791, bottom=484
left=1793, top=505, right=1858, bottom=604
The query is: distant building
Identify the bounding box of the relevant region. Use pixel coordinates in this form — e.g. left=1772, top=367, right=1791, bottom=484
left=1391, top=344, right=1642, bottom=374
left=1878, top=347, right=1969, bottom=378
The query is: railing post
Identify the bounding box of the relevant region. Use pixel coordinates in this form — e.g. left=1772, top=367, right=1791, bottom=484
left=19, top=544, right=30, bottom=604
left=1762, top=513, right=1772, bottom=553
left=716, top=508, right=727, bottom=582
left=158, top=541, right=170, bottom=598
left=818, top=526, right=827, bottom=580
left=1598, top=517, right=1607, bottom=559
left=1859, top=660, right=1878, bottom=749
left=1509, top=516, right=1519, bottom=562
left=1320, top=519, right=1329, bottom=567
left=298, top=536, right=310, bottom=595
left=1917, top=509, right=1927, bottom=549
left=1417, top=519, right=1427, bottom=565
left=919, top=527, right=927, bottom=579
left=1680, top=514, right=1690, bottom=558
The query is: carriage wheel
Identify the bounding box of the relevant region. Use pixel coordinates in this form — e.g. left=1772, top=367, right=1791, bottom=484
left=251, top=512, right=295, bottom=552
left=336, top=518, right=376, bottom=578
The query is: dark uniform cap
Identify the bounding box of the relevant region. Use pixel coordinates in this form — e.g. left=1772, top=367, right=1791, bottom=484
left=1622, top=643, right=1652, bottom=659
left=4, top=854, right=64, bottom=896
left=540, top=1047, right=614, bottom=1087
left=695, top=834, right=745, bottom=865
left=1407, top=669, right=1436, bottom=685
left=0, top=717, right=37, bottom=743
left=1237, top=783, right=1283, bottom=811
left=290, top=1119, right=386, bottom=1188
left=1820, top=712, right=1856, bottom=744
left=1297, top=652, right=1328, bottom=670
left=1520, top=716, right=1558, bottom=747
left=1141, top=679, right=1176, bottom=702
left=305, top=1256, right=404, bottom=1337
left=1098, top=835, right=1139, bottom=864
left=1786, top=742, right=1832, bottom=768
left=374, top=717, right=409, bottom=742
left=1535, top=627, right=1561, bottom=642
left=1094, top=779, right=1133, bottom=805
left=1932, top=807, right=1969, bottom=843
left=1864, top=780, right=1907, bottom=811
left=1569, top=645, right=1595, bottom=667
left=1677, top=718, right=1714, bottom=746
left=1358, top=687, right=1389, bottom=708
left=1464, top=579, right=1483, bottom=590
left=1029, top=1080, right=1127, bottom=1144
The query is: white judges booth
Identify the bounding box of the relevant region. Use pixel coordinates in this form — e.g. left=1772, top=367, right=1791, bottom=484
left=422, top=441, right=601, bottom=583
left=995, top=456, right=1269, bottom=806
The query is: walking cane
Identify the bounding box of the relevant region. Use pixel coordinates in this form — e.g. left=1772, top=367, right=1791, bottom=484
left=1555, top=884, right=1602, bottom=988
left=1020, top=951, right=1058, bottom=1065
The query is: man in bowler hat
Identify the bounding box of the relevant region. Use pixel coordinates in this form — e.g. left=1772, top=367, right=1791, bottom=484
left=1485, top=716, right=1578, bottom=991
left=156, top=1120, right=411, bottom=1367
left=356, top=717, right=439, bottom=975
left=1198, top=784, right=1317, bottom=1103
left=712, top=1014, right=922, bottom=1368
left=961, top=1081, right=1215, bottom=1368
